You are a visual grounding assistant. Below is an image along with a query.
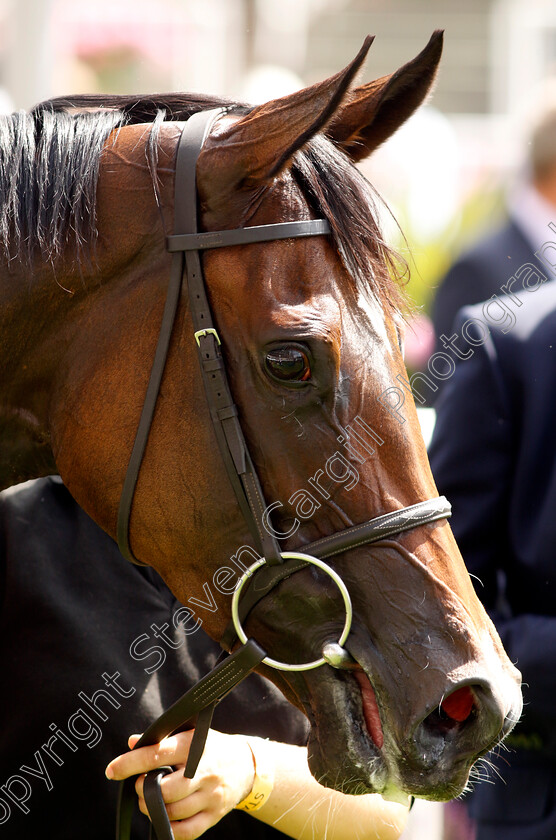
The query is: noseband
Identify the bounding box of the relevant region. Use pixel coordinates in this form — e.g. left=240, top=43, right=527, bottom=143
left=116, top=108, right=451, bottom=838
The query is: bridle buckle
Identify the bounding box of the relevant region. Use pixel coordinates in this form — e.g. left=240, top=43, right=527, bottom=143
left=194, top=328, right=221, bottom=346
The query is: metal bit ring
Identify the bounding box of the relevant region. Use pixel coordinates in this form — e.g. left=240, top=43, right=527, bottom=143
left=231, top=551, right=352, bottom=672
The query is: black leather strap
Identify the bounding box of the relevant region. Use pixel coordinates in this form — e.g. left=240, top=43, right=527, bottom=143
left=303, top=495, right=452, bottom=560
left=174, top=108, right=284, bottom=565
left=183, top=703, right=217, bottom=779
left=167, top=219, right=331, bottom=252
left=116, top=250, right=185, bottom=566
left=116, top=108, right=332, bottom=566
left=116, top=639, right=267, bottom=840
left=143, top=768, right=174, bottom=840
left=219, top=496, right=452, bottom=652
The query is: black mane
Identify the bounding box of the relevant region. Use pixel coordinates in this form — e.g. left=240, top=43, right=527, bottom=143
left=0, top=107, right=121, bottom=263
left=0, top=93, right=236, bottom=264
left=0, top=92, right=403, bottom=309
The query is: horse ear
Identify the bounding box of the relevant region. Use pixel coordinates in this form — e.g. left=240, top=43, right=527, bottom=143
left=198, top=36, right=374, bottom=205
left=326, top=30, right=444, bottom=162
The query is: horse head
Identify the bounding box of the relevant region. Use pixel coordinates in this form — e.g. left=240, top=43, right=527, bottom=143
left=0, top=32, right=522, bottom=802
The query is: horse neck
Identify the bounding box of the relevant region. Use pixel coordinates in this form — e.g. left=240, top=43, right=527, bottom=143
left=0, top=123, right=177, bottom=492
left=0, top=260, right=93, bottom=489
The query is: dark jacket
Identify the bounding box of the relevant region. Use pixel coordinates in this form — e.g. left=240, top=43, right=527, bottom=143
left=431, top=219, right=535, bottom=375
left=0, top=477, right=308, bottom=839
left=430, top=281, right=556, bottom=838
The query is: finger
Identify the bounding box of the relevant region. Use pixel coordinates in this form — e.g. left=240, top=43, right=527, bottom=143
left=135, top=773, right=146, bottom=797
left=164, top=789, right=210, bottom=823
left=137, top=786, right=206, bottom=822
left=128, top=733, right=142, bottom=749
left=106, top=732, right=194, bottom=780
left=171, top=812, right=218, bottom=840
left=137, top=779, right=229, bottom=833
left=135, top=767, right=194, bottom=804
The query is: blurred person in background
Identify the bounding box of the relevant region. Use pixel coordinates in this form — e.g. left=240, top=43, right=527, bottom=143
left=431, top=87, right=556, bottom=402
left=429, top=278, right=556, bottom=839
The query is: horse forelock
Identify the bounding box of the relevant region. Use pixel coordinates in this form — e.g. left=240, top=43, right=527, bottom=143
left=291, top=135, right=406, bottom=317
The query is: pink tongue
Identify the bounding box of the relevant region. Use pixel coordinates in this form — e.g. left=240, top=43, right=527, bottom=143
left=354, top=671, right=384, bottom=749
left=441, top=687, right=475, bottom=722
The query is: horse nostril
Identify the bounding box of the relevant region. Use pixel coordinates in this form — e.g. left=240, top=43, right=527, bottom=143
left=421, top=686, right=477, bottom=745
left=440, top=686, right=475, bottom=722
left=401, top=680, right=510, bottom=785
left=407, top=685, right=481, bottom=771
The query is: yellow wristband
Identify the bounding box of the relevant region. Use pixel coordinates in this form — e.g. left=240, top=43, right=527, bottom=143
left=235, top=738, right=275, bottom=813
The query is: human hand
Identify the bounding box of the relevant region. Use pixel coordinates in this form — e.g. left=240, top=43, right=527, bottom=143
left=106, top=729, right=256, bottom=839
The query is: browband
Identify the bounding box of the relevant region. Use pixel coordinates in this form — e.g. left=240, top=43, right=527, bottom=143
left=166, top=219, right=331, bottom=252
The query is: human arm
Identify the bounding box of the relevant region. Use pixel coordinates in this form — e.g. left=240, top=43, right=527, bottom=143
left=106, top=729, right=408, bottom=840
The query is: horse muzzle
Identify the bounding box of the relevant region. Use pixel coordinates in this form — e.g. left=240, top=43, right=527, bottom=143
left=396, top=676, right=522, bottom=798
left=303, top=636, right=522, bottom=801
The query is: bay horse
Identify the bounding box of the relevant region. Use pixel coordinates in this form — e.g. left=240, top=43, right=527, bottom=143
left=0, top=31, right=521, bottom=804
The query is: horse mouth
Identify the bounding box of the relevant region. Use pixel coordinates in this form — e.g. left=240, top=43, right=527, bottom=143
left=305, top=662, right=393, bottom=796
left=349, top=667, right=410, bottom=802
left=354, top=669, right=384, bottom=750
left=305, top=650, right=513, bottom=802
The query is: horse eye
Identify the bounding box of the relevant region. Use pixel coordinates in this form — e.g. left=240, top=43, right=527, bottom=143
left=265, top=347, right=311, bottom=383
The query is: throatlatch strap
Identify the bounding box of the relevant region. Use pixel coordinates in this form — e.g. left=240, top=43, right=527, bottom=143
left=116, top=250, right=185, bottom=566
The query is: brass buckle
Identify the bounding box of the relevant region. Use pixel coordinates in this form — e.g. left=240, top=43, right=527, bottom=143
left=194, top=328, right=221, bottom=347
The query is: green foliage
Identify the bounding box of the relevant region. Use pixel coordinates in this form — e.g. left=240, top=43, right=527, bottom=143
left=391, top=180, right=507, bottom=313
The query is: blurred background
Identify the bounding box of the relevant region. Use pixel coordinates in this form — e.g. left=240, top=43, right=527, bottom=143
left=3, top=0, right=556, bottom=836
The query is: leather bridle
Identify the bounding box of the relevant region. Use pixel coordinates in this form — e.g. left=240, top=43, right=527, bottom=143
left=115, top=108, right=451, bottom=839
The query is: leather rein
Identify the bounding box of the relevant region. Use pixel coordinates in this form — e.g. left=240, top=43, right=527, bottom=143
left=115, top=108, right=451, bottom=839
